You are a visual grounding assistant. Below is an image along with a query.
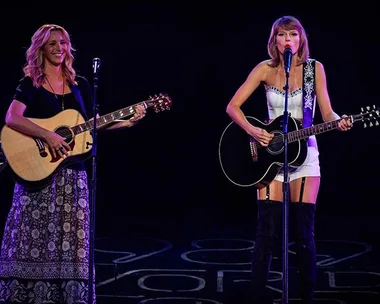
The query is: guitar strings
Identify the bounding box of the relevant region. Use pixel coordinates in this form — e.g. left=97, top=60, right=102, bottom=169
left=50, top=95, right=170, bottom=140
left=52, top=109, right=141, bottom=140
left=253, top=128, right=335, bottom=149
left=253, top=110, right=377, bottom=149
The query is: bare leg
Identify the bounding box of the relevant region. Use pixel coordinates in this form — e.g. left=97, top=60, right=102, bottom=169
left=290, top=176, right=320, bottom=204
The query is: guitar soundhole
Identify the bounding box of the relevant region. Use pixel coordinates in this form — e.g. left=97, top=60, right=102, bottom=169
left=55, top=126, right=73, bottom=144
left=267, top=131, right=284, bottom=155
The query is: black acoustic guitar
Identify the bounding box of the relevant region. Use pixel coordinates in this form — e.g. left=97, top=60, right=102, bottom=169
left=218, top=105, right=379, bottom=189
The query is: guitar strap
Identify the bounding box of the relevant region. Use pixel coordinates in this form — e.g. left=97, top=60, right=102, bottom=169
left=302, top=58, right=316, bottom=128
left=296, top=59, right=316, bottom=202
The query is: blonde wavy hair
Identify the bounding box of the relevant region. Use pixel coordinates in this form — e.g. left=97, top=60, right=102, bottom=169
left=23, top=24, right=77, bottom=87
left=267, top=16, right=309, bottom=68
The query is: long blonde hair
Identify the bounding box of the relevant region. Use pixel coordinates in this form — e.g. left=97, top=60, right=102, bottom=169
left=267, top=16, right=309, bottom=68
left=23, top=24, right=77, bottom=87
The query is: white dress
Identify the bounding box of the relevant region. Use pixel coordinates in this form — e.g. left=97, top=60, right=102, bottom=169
left=265, top=85, right=321, bottom=182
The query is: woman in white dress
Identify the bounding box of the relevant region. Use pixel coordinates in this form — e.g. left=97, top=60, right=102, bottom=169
left=226, top=15, right=352, bottom=303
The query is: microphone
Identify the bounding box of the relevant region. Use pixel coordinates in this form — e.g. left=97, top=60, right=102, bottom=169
left=92, top=57, right=101, bottom=74
left=283, top=45, right=292, bottom=75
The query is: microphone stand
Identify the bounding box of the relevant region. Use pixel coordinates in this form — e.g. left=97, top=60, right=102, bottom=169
left=88, top=58, right=101, bottom=304
left=282, top=63, right=290, bottom=304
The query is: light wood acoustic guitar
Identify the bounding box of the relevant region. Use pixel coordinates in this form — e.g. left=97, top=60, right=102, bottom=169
left=0, top=93, right=172, bottom=189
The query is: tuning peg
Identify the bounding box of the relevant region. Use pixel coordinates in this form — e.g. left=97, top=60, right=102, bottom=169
left=376, top=120, right=379, bottom=126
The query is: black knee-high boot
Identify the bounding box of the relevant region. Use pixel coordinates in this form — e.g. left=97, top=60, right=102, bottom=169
left=251, top=199, right=282, bottom=302
left=293, top=202, right=317, bottom=304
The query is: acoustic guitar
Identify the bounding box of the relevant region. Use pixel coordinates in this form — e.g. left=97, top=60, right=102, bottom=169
left=218, top=105, right=379, bottom=189
left=1, top=93, right=172, bottom=189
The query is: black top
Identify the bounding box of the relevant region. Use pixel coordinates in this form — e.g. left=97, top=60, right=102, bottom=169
left=13, top=75, right=92, bottom=120
left=12, top=75, right=93, bottom=170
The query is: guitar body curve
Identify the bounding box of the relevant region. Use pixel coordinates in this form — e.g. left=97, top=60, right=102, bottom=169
left=218, top=115, right=308, bottom=189
left=1, top=109, right=93, bottom=190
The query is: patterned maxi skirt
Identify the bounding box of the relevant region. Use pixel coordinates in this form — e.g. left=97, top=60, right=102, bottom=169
left=0, top=168, right=95, bottom=304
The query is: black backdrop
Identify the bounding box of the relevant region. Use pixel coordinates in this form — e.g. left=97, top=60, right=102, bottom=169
left=0, top=3, right=379, bottom=240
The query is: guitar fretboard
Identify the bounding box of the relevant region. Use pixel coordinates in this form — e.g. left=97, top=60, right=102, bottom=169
left=288, top=120, right=340, bottom=143
left=71, top=102, right=148, bottom=135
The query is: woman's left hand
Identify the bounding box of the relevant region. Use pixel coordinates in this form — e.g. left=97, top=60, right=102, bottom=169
left=130, top=104, right=146, bottom=124
left=337, top=114, right=353, bottom=131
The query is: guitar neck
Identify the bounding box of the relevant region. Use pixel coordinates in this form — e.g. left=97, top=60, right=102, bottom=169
left=288, top=105, right=380, bottom=142
left=71, top=100, right=152, bottom=135
left=288, top=119, right=341, bottom=143
left=288, top=111, right=375, bottom=142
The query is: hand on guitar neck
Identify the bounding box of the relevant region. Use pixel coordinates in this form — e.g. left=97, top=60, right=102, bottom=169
left=337, top=114, right=353, bottom=131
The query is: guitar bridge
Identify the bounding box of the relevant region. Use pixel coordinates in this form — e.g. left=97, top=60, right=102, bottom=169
left=34, top=138, right=48, bottom=157
left=249, top=137, right=258, bottom=162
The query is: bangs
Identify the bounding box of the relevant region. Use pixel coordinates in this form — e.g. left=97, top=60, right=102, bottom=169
left=275, top=19, right=302, bottom=34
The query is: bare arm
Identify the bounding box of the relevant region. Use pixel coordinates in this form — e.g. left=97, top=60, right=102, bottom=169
left=6, top=100, right=50, bottom=138
left=226, top=60, right=274, bottom=146
left=5, top=100, right=71, bottom=158
left=315, top=61, right=340, bottom=122
left=103, top=120, right=135, bottom=130
left=226, top=61, right=267, bottom=130
left=315, top=61, right=352, bottom=130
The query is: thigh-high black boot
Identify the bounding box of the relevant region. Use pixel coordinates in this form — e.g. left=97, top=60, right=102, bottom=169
left=293, top=202, right=317, bottom=304
left=251, top=199, right=282, bottom=303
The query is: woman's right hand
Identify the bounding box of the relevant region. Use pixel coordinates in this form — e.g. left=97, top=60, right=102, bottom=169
left=247, top=125, right=274, bottom=147
left=43, top=130, right=71, bottom=159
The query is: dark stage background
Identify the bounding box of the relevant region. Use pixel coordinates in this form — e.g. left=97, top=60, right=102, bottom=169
left=0, top=3, right=379, bottom=242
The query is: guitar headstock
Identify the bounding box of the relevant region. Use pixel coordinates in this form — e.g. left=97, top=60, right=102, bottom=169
left=147, top=93, right=172, bottom=113
left=359, top=105, right=380, bottom=128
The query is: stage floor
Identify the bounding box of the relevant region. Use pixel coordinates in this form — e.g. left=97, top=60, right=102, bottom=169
left=94, top=214, right=380, bottom=304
